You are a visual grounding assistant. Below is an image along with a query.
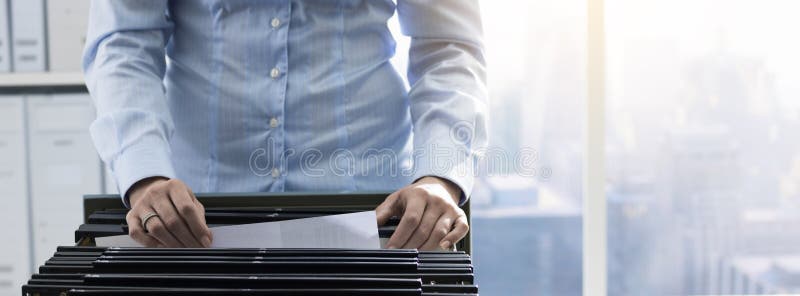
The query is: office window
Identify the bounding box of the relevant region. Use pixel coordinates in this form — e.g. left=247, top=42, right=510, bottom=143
left=606, top=0, right=800, bottom=294
left=472, top=1, right=586, bottom=294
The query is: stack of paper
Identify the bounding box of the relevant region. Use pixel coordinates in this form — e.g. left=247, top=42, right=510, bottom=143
left=96, top=211, right=381, bottom=249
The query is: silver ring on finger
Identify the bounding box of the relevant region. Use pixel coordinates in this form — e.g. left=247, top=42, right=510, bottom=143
left=141, top=211, right=159, bottom=233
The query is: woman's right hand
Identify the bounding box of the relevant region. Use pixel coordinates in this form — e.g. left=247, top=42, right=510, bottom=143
left=126, top=177, right=212, bottom=248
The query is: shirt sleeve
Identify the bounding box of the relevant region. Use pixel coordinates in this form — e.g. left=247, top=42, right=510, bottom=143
left=397, top=0, right=489, bottom=204
left=83, top=0, right=177, bottom=207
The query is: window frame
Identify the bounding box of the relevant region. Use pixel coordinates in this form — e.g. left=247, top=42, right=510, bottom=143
left=584, top=0, right=607, bottom=295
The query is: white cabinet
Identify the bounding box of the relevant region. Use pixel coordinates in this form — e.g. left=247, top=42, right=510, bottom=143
left=0, top=96, right=30, bottom=294
left=10, top=0, right=46, bottom=72
left=46, top=0, right=91, bottom=72
left=27, top=93, right=100, bottom=266
left=0, top=0, right=10, bottom=72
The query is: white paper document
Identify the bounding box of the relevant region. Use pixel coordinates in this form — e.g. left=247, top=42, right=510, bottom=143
left=95, top=211, right=381, bottom=249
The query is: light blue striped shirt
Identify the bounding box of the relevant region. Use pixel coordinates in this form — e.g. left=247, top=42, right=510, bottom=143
left=83, top=0, right=488, bottom=206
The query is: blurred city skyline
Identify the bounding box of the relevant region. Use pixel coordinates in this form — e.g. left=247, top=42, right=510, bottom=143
left=427, top=0, right=800, bottom=294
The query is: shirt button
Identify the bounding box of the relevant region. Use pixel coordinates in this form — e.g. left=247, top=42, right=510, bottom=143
left=271, top=17, right=281, bottom=28
left=272, top=168, right=280, bottom=178
left=269, top=117, right=279, bottom=128
left=270, top=67, right=280, bottom=79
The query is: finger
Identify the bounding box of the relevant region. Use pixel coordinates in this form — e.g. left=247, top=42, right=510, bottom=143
left=386, top=193, right=426, bottom=249
left=402, top=207, right=443, bottom=249
left=126, top=210, right=161, bottom=247
left=440, top=215, right=469, bottom=250
left=144, top=214, right=184, bottom=248
left=420, top=215, right=454, bottom=251
left=169, top=184, right=211, bottom=247
left=187, top=187, right=203, bottom=210
left=154, top=196, right=203, bottom=248
left=375, top=191, right=399, bottom=226
left=187, top=189, right=214, bottom=243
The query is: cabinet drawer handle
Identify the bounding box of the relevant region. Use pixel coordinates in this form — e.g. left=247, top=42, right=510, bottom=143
left=53, top=139, right=74, bottom=146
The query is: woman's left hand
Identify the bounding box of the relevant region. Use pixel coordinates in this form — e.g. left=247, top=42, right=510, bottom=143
left=376, top=176, right=469, bottom=250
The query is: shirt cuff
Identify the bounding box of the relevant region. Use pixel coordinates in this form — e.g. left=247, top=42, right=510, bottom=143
left=109, top=142, right=176, bottom=208
left=412, top=148, right=475, bottom=206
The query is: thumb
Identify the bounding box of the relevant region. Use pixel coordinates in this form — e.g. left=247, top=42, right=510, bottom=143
left=375, top=192, right=399, bottom=226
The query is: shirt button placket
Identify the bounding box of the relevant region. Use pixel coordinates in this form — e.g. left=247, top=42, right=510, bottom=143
left=270, top=5, right=289, bottom=190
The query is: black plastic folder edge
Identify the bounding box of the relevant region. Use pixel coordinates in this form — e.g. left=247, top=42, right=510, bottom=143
left=22, top=286, right=424, bottom=296
left=30, top=273, right=475, bottom=283
left=80, top=275, right=423, bottom=288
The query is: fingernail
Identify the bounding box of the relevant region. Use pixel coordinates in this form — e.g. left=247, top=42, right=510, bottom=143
left=202, top=236, right=211, bottom=248
left=386, top=245, right=396, bottom=249
left=439, top=241, right=451, bottom=250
